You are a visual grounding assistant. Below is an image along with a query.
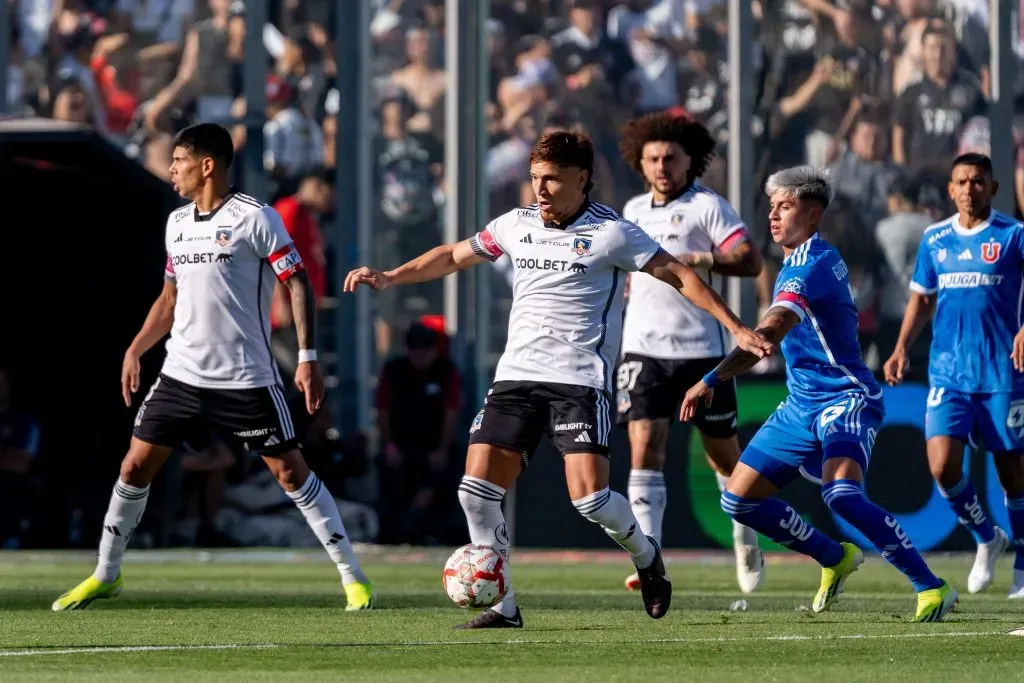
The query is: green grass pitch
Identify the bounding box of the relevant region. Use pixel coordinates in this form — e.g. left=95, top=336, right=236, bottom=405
left=1, top=548, right=1023, bottom=682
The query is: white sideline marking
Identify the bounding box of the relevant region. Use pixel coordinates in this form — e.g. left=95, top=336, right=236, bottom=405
left=0, top=631, right=1009, bottom=657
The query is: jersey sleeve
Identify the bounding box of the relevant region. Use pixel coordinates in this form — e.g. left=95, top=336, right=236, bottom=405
left=469, top=213, right=510, bottom=262
left=909, top=237, right=937, bottom=295
left=770, top=267, right=814, bottom=322
left=246, top=207, right=306, bottom=281
left=607, top=220, right=661, bottom=272
left=164, top=253, right=176, bottom=282
left=704, top=195, right=749, bottom=252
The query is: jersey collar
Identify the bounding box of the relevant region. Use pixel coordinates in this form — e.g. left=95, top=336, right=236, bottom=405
left=782, top=232, right=819, bottom=266
left=193, top=187, right=239, bottom=222
left=952, top=210, right=993, bottom=236
left=544, top=199, right=591, bottom=230
left=650, top=182, right=694, bottom=209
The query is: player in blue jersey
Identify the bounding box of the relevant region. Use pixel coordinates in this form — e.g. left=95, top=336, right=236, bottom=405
left=884, top=153, right=1024, bottom=598
left=681, top=166, right=956, bottom=621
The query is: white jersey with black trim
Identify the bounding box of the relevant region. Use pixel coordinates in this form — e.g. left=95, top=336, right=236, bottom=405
left=472, top=200, right=661, bottom=392
left=161, top=190, right=305, bottom=389
left=620, top=183, right=749, bottom=360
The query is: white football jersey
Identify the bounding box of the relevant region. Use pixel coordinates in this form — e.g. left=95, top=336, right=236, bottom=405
left=620, top=183, right=749, bottom=360
left=161, top=191, right=304, bottom=389
left=472, top=201, right=660, bottom=392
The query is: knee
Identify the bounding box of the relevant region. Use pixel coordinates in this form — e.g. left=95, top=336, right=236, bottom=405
left=266, top=450, right=310, bottom=492
left=629, top=422, right=666, bottom=470
left=119, top=453, right=154, bottom=488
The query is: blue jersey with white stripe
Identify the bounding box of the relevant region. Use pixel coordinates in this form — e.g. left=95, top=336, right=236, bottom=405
left=910, top=210, right=1024, bottom=394
left=770, top=234, right=882, bottom=408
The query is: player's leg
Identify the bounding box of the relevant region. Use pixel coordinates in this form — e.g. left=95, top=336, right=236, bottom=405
left=53, top=376, right=190, bottom=611
left=456, top=381, right=542, bottom=629
left=694, top=370, right=763, bottom=593
left=555, top=385, right=669, bottom=618
left=817, top=398, right=955, bottom=621
left=217, top=383, right=373, bottom=609
left=977, top=391, right=1024, bottom=597
left=719, top=404, right=858, bottom=612
left=927, top=389, right=1004, bottom=593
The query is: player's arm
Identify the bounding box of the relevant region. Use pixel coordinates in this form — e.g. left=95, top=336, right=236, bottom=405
left=641, top=249, right=773, bottom=358
left=122, top=278, right=177, bottom=406
left=686, top=238, right=762, bottom=277
left=281, top=269, right=317, bottom=360
left=344, top=239, right=486, bottom=292
left=680, top=305, right=801, bottom=422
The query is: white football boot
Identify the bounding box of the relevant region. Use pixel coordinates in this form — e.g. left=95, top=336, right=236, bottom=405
left=735, top=522, right=764, bottom=594
left=967, top=527, right=1009, bottom=594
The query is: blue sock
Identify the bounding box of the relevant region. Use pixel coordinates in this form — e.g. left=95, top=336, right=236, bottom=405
left=1005, top=496, right=1024, bottom=571
left=721, top=491, right=843, bottom=567
left=939, top=477, right=996, bottom=544
left=823, top=479, right=942, bottom=592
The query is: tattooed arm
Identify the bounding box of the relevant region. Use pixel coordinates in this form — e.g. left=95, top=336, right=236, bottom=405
left=283, top=269, right=325, bottom=414
left=680, top=306, right=801, bottom=422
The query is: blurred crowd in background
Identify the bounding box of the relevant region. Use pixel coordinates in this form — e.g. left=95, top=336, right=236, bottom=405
left=4, top=0, right=1024, bottom=550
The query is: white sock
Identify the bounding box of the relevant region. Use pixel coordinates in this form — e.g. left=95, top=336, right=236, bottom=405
left=287, top=473, right=367, bottom=585
left=573, top=487, right=656, bottom=568
left=457, top=475, right=516, bottom=617
left=716, top=471, right=757, bottom=546
left=628, top=469, right=667, bottom=545
left=94, top=480, right=150, bottom=583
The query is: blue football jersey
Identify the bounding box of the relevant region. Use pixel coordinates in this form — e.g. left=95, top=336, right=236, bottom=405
left=770, top=234, right=883, bottom=407
left=910, top=210, right=1024, bottom=394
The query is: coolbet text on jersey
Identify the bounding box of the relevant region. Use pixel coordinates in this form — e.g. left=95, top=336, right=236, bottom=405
left=910, top=210, right=1024, bottom=451
left=742, top=234, right=884, bottom=485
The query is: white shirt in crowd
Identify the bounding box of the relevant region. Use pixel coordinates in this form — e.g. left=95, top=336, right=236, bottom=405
left=470, top=201, right=661, bottom=393
left=263, top=108, right=325, bottom=179
left=162, top=192, right=304, bottom=389
left=620, top=183, right=749, bottom=360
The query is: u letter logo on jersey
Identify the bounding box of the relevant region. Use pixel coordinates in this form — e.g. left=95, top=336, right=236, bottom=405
left=981, top=240, right=1001, bottom=264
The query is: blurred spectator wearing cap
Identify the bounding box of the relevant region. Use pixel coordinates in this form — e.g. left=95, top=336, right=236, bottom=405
left=607, top=0, right=687, bottom=115
left=375, top=323, right=462, bottom=545
left=260, top=74, right=324, bottom=186
left=388, top=26, right=446, bottom=134
left=270, top=169, right=332, bottom=380
left=829, top=110, right=899, bottom=229
left=550, top=0, right=635, bottom=108
left=892, top=23, right=985, bottom=173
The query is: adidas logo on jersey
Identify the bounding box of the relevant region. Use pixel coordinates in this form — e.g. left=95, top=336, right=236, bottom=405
left=520, top=234, right=534, bottom=244
left=574, top=432, right=592, bottom=443
left=174, top=233, right=183, bottom=243
left=957, top=248, right=973, bottom=261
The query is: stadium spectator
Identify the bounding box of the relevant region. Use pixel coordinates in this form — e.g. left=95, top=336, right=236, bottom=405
left=0, top=368, right=41, bottom=549
left=829, top=113, right=899, bottom=229
left=375, top=323, right=462, bottom=546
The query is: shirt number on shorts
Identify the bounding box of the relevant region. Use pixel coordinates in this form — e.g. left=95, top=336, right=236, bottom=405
left=1007, top=400, right=1024, bottom=429
left=616, top=361, right=643, bottom=392
left=927, top=387, right=945, bottom=408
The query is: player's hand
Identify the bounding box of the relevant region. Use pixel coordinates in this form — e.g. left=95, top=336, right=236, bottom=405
left=680, top=381, right=714, bottom=422
left=343, top=267, right=391, bottom=293
left=1012, top=328, right=1024, bottom=372
left=883, top=347, right=909, bottom=385
left=121, top=348, right=142, bottom=407
left=294, top=361, right=325, bottom=414
left=735, top=327, right=774, bottom=359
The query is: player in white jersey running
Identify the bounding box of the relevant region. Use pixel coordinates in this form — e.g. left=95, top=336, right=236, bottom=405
left=345, top=131, right=773, bottom=629
left=52, top=124, right=374, bottom=612
left=615, top=112, right=766, bottom=594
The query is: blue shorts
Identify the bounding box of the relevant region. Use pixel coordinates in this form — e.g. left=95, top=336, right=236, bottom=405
left=741, top=393, right=884, bottom=488
left=925, top=387, right=1024, bottom=453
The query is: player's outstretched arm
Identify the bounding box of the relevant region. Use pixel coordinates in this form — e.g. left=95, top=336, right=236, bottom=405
left=883, top=291, right=935, bottom=385
left=685, top=241, right=763, bottom=277
left=122, top=279, right=177, bottom=406
left=343, top=239, right=485, bottom=293
left=283, top=270, right=324, bottom=414
left=680, top=306, right=800, bottom=422
left=641, top=249, right=773, bottom=358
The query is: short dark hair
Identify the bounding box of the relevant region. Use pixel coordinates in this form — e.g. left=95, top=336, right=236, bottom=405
left=921, top=22, right=951, bottom=44
left=952, top=152, right=993, bottom=175
left=529, top=131, right=595, bottom=194
left=618, top=112, right=716, bottom=184
left=172, top=123, right=234, bottom=170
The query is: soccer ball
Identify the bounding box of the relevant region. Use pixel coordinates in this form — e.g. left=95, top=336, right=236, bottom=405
left=442, top=544, right=508, bottom=608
